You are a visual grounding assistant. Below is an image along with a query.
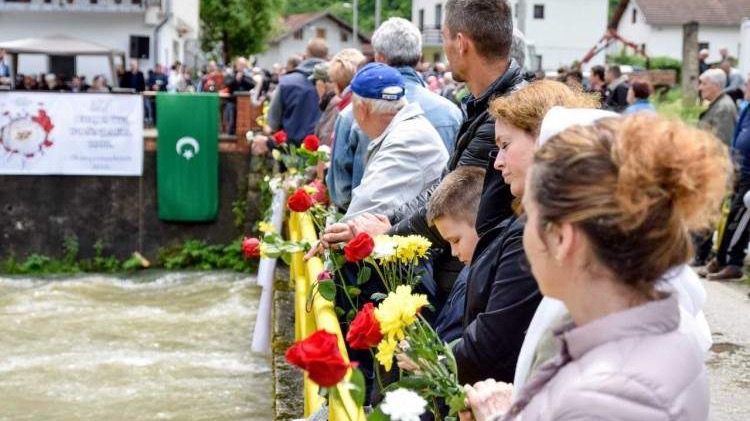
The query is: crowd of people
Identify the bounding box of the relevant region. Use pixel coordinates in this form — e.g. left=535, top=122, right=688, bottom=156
left=247, top=0, right=749, bottom=419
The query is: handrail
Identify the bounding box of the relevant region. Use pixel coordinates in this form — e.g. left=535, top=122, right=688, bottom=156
left=289, top=211, right=365, bottom=421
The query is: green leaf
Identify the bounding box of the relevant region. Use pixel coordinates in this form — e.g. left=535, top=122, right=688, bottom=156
left=447, top=391, right=467, bottom=416
left=356, top=266, right=372, bottom=285
left=346, top=286, right=361, bottom=297
left=367, top=408, right=390, bottom=421
left=349, top=367, right=366, bottom=407
left=335, top=306, right=346, bottom=317
left=370, top=292, right=388, bottom=302
left=346, top=309, right=356, bottom=322
left=331, top=252, right=345, bottom=269
left=318, top=280, right=336, bottom=301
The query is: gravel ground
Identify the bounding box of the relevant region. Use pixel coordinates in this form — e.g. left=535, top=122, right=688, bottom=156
left=701, top=278, right=750, bottom=421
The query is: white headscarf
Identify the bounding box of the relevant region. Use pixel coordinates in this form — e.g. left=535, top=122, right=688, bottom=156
left=513, top=107, right=712, bottom=398
left=536, top=106, right=619, bottom=146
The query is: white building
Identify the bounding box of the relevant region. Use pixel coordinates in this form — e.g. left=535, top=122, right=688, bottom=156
left=0, top=0, right=199, bottom=83
left=412, top=0, right=607, bottom=70
left=612, top=0, right=750, bottom=64
left=515, top=0, right=608, bottom=71
left=254, top=12, right=370, bottom=70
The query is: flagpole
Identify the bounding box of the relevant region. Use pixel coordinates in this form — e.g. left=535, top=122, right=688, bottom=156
left=375, top=0, right=381, bottom=28
left=352, top=0, right=358, bottom=47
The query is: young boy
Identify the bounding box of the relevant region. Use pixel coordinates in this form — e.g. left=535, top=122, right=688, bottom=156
left=426, top=166, right=485, bottom=342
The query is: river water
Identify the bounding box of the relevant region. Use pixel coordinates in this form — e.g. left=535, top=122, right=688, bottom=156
left=0, top=271, right=271, bottom=421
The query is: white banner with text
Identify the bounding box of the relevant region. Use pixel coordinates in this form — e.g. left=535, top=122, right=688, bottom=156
left=0, top=92, right=143, bottom=176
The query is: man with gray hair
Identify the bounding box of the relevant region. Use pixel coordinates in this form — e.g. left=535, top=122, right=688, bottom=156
left=327, top=17, right=462, bottom=210
left=698, top=68, right=738, bottom=145
left=343, top=63, right=448, bottom=220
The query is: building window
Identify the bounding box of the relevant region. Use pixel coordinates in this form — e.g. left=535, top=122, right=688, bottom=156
left=293, top=29, right=304, bottom=40
left=435, top=4, right=442, bottom=29
left=90, top=0, right=99, bottom=4
left=533, top=4, right=544, bottom=19
left=418, top=9, right=424, bottom=31
left=316, top=28, right=326, bottom=39
left=631, top=8, right=637, bottom=24
left=535, top=54, right=543, bottom=70
left=699, top=42, right=710, bottom=51
left=340, top=31, right=349, bottom=42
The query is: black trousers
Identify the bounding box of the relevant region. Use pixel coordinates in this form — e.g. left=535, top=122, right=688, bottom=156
left=716, top=177, right=750, bottom=267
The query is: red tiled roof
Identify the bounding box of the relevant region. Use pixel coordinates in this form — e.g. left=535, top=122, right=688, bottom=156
left=611, top=0, right=750, bottom=27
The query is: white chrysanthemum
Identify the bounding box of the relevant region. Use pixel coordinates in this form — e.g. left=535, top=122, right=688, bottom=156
left=380, top=388, right=427, bottom=421
left=372, top=235, right=397, bottom=260
left=318, top=145, right=332, bottom=155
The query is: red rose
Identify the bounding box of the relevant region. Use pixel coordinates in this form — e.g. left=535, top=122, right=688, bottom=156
left=287, top=188, right=315, bottom=212
left=241, top=237, right=261, bottom=258
left=308, top=179, right=329, bottom=205
left=302, top=134, right=320, bottom=151
left=285, top=329, right=352, bottom=387
left=344, top=233, right=374, bottom=262
left=272, top=130, right=288, bottom=145
left=346, top=303, right=383, bottom=350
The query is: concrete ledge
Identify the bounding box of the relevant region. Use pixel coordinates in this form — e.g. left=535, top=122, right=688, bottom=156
left=272, top=266, right=304, bottom=420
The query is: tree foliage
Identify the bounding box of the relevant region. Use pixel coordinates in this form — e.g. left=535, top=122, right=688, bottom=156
left=200, top=0, right=277, bottom=63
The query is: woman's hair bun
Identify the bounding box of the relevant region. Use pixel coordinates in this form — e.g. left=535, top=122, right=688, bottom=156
left=611, top=114, right=731, bottom=231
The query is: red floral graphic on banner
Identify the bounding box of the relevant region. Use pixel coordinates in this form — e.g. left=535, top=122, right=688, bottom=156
left=0, top=107, right=55, bottom=159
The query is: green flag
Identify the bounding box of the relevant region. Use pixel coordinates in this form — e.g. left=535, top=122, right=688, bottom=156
left=156, top=93, right=219, bottom=221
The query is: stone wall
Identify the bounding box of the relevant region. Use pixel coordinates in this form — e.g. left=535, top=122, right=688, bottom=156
left=0, top=149, right=258, bottom=260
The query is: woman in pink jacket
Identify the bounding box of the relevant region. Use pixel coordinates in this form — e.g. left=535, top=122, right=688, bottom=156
left=461, top=113, right=730, bottom=420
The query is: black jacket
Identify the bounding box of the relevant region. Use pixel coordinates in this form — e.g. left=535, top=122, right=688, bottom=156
left=603, top=79, right=630, bottom=113
left=453, top=216, right=542, bottom=385
left=387, top=59, right=526, bottom=242
left=119, top=70, right=146, bottom=93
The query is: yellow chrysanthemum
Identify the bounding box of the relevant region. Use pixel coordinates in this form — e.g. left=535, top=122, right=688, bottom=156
left=258, top=221, right=276, bottom=235
left=394, top=235, right=432, bottom=263
left=375, top=337, right=398, bottom=371
left=271, top=149, right=281, bottom=161
left=303, top=185, right=318, bottom=195
left=374, top=285, right=429, bottom=341
left=288, top=168, right=298, bottom=175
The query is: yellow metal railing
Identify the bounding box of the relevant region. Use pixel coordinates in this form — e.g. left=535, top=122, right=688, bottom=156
left=289, top=211, right=366, bottom=421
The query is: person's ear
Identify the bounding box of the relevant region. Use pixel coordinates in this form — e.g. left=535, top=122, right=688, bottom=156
left=548, top=222, right=575, bottom=265
left=456, top=32, right=470, bottom=56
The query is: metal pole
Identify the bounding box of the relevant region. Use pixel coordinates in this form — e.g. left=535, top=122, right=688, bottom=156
left=353, top=0, right=358, bottom=47
left=375, top=0, right=381, bottom=28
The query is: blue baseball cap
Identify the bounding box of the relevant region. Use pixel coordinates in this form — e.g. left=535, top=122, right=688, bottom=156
left=350, top=63, right=406, bottom=101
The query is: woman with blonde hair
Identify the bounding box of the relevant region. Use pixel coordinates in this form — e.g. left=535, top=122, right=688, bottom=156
left=460, top=113, right=730, bottom=420
left=433, top=80, right=600, bottom=385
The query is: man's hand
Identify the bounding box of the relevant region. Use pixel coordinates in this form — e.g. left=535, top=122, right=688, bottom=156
left=303, top=222, right=356, bottom=261
left=321, top=222, right=356, bottom=245
left=349, top=213, right=391, bottom=237
left=251, top=134, right=270, bottom=156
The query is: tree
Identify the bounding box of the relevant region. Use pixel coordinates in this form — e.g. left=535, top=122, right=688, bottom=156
left=200, top=0, right=277, bottom=64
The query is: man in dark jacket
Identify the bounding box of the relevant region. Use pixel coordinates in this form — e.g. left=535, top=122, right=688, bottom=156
left=603, top=65, right=630, bottom=112
left=264, top=38, right=328, bottom=146
left=119, top=59, right=146, bottom=92
left=324, top=0, right=525, bottom=286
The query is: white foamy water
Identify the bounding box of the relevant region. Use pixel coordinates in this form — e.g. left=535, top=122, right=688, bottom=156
left=0, top=271, right=271, bottom=421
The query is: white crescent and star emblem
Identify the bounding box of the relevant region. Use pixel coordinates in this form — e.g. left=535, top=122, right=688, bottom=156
left=175, top=136, right=200, bottom=160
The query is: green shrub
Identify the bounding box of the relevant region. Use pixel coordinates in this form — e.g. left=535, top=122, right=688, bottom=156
left=648, top=56, right=682, bottom=79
